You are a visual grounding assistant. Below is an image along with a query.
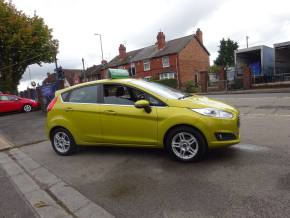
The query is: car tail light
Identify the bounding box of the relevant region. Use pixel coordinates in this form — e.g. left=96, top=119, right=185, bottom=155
left=47, top=97, right=58, bottom=112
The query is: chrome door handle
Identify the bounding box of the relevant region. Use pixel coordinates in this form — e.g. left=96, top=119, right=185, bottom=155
left=104, top=110, right=116, bottom=115
left=64, top=107, right=73, bottom=112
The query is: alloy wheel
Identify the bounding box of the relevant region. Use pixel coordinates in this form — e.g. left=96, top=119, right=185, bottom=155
left=53, top=132, right=71, bottom=153
left=171, top=132, right=199, bottom=160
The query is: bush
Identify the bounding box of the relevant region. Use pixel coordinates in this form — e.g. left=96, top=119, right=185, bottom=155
left=184, top=81, right=199, bottom=93
left=151, top=79, right=177, bottom=88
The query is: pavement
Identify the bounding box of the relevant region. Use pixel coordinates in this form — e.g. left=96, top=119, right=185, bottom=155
left=0, top=92, right=290, bottom=217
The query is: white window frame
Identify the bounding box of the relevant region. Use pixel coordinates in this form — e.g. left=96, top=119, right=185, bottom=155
left=143, top=60, right=150, bottom=71
left=159, top=72, right=175, bottom=80
left=143, top=76, right=152, bottom=81
left=162, top=56, right=170, bottom=68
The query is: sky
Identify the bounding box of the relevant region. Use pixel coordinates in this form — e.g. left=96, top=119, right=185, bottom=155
left=11, top=0, right=290, bottom=91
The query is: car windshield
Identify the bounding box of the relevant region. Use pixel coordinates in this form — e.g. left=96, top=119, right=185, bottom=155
left=130, top=79, right=190, bottom=99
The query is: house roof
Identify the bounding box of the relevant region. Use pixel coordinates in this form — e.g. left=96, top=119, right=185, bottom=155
left=85, top=64, right=105, bottom=76
left=274, top=41, right=290, bottom=48
left=107, top=34, right=210, bottom=68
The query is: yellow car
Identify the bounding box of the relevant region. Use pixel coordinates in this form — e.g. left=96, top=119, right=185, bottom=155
left=46, top=72, right=240, bottom=162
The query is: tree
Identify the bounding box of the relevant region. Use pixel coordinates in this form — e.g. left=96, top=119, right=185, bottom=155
left=0, top=0, right=58, bottom=93
left=214, top=38, right=239, bottom=71
left=209, top=64, right=220, bottom=74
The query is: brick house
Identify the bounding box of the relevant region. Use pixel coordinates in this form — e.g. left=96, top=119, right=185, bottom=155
left=101, top=29, right=210, bottom=87
left=42, top=68, right=83, bottom=87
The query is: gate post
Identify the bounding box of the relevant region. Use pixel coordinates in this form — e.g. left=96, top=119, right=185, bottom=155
left=243, top=67, right=252, bottom=89
left=199, top=71, right=208, bottom=93
left=218, top=68, right=226, bottom=91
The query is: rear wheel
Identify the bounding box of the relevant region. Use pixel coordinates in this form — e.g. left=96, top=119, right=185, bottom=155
left=165, top=126, right=207, bottom=162
left=51, top=128, right=77, bottom=155
left=23, top=104, right=32, bottom=112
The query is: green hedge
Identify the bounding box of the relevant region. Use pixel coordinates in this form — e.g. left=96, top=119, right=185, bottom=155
left=151, top=79, right=177, bottom=88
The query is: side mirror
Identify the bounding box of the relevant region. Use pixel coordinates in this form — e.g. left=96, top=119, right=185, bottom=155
left=134, top=100, right=151, bottom=113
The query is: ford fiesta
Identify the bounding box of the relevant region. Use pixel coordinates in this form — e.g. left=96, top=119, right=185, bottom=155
left=46, top=72, right=240, bottom=162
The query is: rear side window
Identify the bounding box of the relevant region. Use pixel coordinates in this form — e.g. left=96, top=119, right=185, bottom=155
left=63, top=85, right=98, bottom=103
left=0, top=96, right=9, bottom=101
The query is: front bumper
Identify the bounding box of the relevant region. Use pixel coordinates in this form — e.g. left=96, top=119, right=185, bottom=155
left=204, top=115, right=240, bottom=149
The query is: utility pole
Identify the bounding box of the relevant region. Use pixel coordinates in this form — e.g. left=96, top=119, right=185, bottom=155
left=54, top=56, right=58, bottom=69
left=82, top=58, right=86, bottom=81
left=246, top=36, right=249, bottom=48
left=94, top=33, right=104, bottom=62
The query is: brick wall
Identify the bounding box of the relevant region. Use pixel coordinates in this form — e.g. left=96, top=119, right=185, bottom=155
left=178, top=38, right=210, bottom=86
left=109, top=54, right=178, bottom=80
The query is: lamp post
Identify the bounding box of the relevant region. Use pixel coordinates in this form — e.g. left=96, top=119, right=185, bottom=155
left=94, top=33, right=104, bottom=61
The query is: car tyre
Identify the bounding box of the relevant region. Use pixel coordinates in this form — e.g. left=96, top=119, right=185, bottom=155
left=51, top=128, right=77, bottom=156
left=165, top=126, right=207, bottom=162
left=23, top=104, right=32, bottom=112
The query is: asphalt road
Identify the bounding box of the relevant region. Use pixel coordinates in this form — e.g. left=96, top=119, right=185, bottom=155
left=1, top=92, right=290, bottom=217
left=0, top=111, right=46, bottom=146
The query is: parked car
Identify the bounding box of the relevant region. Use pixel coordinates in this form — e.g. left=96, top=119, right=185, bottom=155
left=46, top=69, right=240, bottom=162
left=0, top=94, right=39, bottom=113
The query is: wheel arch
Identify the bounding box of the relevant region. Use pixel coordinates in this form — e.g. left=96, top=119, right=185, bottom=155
left=163, top=124, right=208, bottom=149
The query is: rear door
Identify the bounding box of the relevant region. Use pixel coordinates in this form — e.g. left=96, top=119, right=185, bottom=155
left=98, top=83, right=159, bottom=146
left=0, top=95, right=18, bottom=112
left=61, top=84, right=102, bottom=144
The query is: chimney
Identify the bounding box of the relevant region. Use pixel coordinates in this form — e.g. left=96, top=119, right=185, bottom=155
left=101, top=60, right=108, bottom=65
left=156, top=31, right=166, bottom=49
left=119, top=44, right=126, bottom=59
left=196, top=28, right=203, bottom=44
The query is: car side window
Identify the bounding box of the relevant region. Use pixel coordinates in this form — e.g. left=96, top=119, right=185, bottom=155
left=0, top=96, right=9, bottom=101
left=7, top=96, right=18, bottom=101
left=65, top=85, right=98, bottom=103
left=103, top=85, right=134, bottom=105
left=103, top=84, right=165, bottom=106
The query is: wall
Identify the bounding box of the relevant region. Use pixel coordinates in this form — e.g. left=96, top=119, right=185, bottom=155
left=112, top=54, right=178, bottom=80
left=178, top=38, right=210, bottom=86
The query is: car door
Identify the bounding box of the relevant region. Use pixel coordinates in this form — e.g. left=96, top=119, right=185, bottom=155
left=61, top=84, right=102, bottom=144
left=0, top=95, right=17, bottom=112
left=7, top=95, right=22, bottom=111
left=99, top=83, right=158, bottom=146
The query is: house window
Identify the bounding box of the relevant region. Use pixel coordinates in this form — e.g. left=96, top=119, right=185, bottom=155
left=143, top=60, right=150, bottom=71
left=130, top=63, right=136, bottom=76
left=159, top=72, right=175, bottom=80
left=143, top=76, right=152, bottom=81
left=162, top=56, right=170, bottom=68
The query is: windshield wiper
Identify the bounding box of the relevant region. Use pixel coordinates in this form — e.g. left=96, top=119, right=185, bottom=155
left=178, top=94, right=193, bottom=100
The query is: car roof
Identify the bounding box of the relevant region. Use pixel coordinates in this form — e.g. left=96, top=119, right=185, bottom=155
left=58, top=78, right=135, bottom=93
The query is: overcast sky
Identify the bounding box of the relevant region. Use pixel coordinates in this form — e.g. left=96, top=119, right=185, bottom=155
left=13, top=0, right=290, bottom=91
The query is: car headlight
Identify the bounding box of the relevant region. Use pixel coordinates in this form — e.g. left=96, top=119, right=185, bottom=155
left=191, top=108, right=233, bottom=119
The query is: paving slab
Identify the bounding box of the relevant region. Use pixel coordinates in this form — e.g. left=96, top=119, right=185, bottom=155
left=0, top=133, right=12, bottom=151
left=24, top=189, right=72, bottom=218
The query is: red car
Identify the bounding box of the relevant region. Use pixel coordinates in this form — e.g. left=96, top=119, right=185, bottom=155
left=0, top=94, right=39, bottom=113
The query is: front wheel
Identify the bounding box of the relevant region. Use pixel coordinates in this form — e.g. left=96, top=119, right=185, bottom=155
left=165, top=126, right=207, bottom=162
left=51, top=128, right=77, bottom=156
left=23, top=104, right=32, bottom=112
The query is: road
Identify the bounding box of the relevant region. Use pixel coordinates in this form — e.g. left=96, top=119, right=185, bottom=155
left=1, top=92, right=290, bottom=217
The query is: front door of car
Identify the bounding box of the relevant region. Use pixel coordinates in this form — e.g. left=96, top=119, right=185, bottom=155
left=61, top=84, right=102, bottom=144
left=99, top=84, right=158, bottom=146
